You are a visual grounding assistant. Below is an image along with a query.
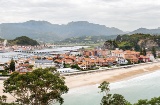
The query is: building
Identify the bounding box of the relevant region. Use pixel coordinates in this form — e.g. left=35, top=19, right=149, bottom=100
left=34, top=59, right=55, bottom=69
left=57, top=68, right=79, bottom=73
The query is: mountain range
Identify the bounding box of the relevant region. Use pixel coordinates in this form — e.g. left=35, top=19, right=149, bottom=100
left=129, top=27, right=160, bottom=35
left=0, top=20, right=124, bottom=42
left=0, top=20, right=160, bottom=42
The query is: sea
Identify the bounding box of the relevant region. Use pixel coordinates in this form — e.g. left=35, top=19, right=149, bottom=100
left=55, top=69, right=160, bottom=105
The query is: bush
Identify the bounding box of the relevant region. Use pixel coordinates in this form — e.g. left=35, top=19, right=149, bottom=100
left=71, top=64, right=81, bottom=70
left=2, top=71, right=8, bottom=75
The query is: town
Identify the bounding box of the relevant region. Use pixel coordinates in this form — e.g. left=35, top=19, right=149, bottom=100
left=0, top=40, right=159, bottom=76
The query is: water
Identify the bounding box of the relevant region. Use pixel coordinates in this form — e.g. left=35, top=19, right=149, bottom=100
left=55, top=70, right=160, bottom=105
left=0, top=46, right=88, bottom=63
left=0, top=52, right=23, bottom=63
left=34, top=46, right=89, bottom=52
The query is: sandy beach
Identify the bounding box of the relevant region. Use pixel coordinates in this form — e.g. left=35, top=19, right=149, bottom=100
left=65, top=62, right=160, bottom=89
left=0, top=61, right=160, bottom=102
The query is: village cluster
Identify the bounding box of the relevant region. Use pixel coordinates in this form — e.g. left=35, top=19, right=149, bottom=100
left=0, top=44, right=157, bottom=74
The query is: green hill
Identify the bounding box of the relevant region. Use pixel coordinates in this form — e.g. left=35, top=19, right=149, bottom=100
left=9, top=36, right=39, bottom=46
left=56, top=35, right=118, bottom=44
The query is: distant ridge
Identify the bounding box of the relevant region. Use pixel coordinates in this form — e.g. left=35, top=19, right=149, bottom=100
left=129, top=27, right=160, bottom=35
left=0, top=20, right=125, bottom=42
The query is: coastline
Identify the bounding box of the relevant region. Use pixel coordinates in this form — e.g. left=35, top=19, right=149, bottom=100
left=65, top=61, right=160, bottom=89
left=0, top=61, right=160, bottom=102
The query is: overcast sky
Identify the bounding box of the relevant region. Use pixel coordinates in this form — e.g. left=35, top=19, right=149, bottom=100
left=0, top=0, right=160, bottom=31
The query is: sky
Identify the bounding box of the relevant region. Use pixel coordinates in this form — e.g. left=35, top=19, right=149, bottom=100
left=0, top=0, right=160, bottom=31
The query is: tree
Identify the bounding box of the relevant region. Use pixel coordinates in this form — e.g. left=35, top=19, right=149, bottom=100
left=151, top=46, right=156, bottom=58
left=99, top=82, right=160, bottom=105
left=103, top=40, right=118, bottom=50
left=0, top=95, right=7, bottom=103
left=127, top=59, right=132, bottom=65
left=9, top=59, right=15, bottom=72
left=0, top=95, right=18, bottom=105
left=134, top=44, right=140, bottom=51
left=98, top=81, right=130, bottom=105
left=116, top=35, right=122, bottom=42
left=133, top=96, right=160, bottom=105
left=143, top=48, right=146, bottom=56
left=134, top=99, right=148, bottom=105
left=111, top=94, right=129, bottom=105
left=63, top=63, right=70, bottom=68
left=27, top=65, right=34, bottom=69
left=71, top=64, right=81, bottom=70
left=98, top=81, right=111, bottom=105
left=140, top=48, right=143, bottom=55
left=12, top=36, right=39, bottom=46
left=3, top=67, right=69, bottom=105
left=140, top=48, right=146, bottom=56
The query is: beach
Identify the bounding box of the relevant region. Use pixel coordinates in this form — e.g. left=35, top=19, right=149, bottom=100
left=65, top=61, right=160, bottom=89
left=0, top=61, right=160, bottom=102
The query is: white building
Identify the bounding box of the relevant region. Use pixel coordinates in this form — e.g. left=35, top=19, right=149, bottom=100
left=116, top=57, right=128, bottom=65
left=57, top=68, right=79, bottom=73
left=34, top=60, right=55, bottom=69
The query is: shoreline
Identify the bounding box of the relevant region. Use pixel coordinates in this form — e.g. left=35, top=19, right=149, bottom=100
left=0, top=61, right=160, bottom=102
left=65, top=61, right=160, bottom=89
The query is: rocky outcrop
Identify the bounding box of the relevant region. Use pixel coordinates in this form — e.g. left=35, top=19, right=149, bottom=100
left=103, top=40, right=118, bottom=50
left=138, top=39, right=159, bottom=50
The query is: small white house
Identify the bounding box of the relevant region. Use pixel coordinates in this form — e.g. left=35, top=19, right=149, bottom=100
left=116, top=57, right=128, bottom=65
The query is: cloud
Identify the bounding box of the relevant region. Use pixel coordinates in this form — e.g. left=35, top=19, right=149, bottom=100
left=100, top=0, right=123, bottom=2
left=0, top=0, right=160, bottom=31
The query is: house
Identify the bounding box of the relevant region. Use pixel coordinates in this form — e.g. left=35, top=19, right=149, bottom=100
left=16, top=63, right=32, bottom=73
left=34, top=59, right=55, bottom=69
left=83, top=49, right=108, bottom=57
left=96, top=58, right=108, bottom=66
left=111, top=49, right=124, bottom=57
left=116, top=57, right=128, bottom=65
left=78, top=62, right=90, bottom=70
left=124, top=50, right=140, bottom=63
left=83, top=50, right=94, bottom=56
left=125, top=55, right=138, bottom=63
left=106, top=56, right=117, bottom=65
left=63, top=58, right=74, bottom=65
left=138, top=55, right=150, bottom=62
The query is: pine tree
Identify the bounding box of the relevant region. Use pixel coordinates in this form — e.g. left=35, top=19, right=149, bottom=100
left=9, top=59, right=15, bottom=72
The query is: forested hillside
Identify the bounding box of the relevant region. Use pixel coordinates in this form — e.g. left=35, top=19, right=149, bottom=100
left=8, top=36, right=39, bottom=46
left=56, top=35, right=118, bottom=44
left=104, top=34, right=160, bottom=51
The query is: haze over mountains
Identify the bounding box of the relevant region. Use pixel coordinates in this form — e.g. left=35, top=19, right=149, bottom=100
left=129, top=27, right=160, bottom=35
left=0, top=20, right=124, bottom=42
left=0, top=20, right=160, bottom=42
